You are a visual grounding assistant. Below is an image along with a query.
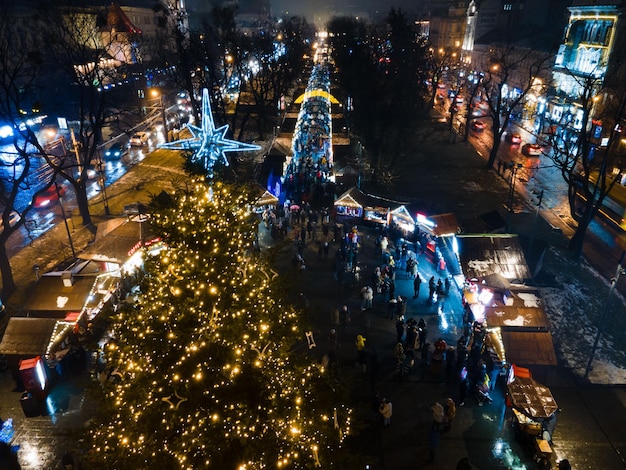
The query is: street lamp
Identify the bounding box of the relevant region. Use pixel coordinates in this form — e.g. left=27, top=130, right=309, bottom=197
left=505, top=161, right=522, bottom=232
left=54, top=181, right=76, bottom=259
left=151, top=89, right=168, bottom=143
left=584, top=251, right=626, bottom=380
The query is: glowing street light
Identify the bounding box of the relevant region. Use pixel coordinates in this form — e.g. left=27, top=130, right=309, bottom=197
left=151, top=89, right=168, bottom=143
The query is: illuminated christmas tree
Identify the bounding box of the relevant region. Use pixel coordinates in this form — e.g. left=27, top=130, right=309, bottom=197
left=86, top=180, right=351, bottom=469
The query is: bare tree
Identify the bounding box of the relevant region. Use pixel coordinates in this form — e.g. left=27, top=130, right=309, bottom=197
left=545, top=73, right=626, bottom=256
left=37, top=2, right=130, bottom=227
left=0, top=3, right=61, bottom=298
left=425, top=46, right=458, bottom=108
left=479, top=45, right=552, bottom=169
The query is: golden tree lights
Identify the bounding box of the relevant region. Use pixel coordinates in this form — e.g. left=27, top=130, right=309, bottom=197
left=85, top=180, right=351, bottom=469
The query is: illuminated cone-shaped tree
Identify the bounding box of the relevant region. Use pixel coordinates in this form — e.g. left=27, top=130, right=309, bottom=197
left=86, top=181, right=351, bottom=469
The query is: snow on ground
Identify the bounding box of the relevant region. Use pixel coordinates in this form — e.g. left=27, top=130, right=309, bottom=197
left=538, top=247, right=626, bottom=384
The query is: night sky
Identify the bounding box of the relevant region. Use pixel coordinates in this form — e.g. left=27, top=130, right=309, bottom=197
left=185, top=0, right=418, bottom=27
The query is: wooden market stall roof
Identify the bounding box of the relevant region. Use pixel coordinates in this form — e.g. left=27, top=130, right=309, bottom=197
left=79, top=216, right=157, bottom=264
left=501, top=331, right=557, bottom=366
left=254, top=190, right=279, bottom=206
left=0, top=318, right=57, bottom=356
left=334, top=186, right=408, bottom=211
left=457, top=235, right=531, bottom=281
left=485, top=305, right=551, bottom=331
left=507, top=373, right=559, bottom=419
left=23, top=275, right=99, bottom=317
left=390, top=205, right=414, bottom=225
left=430, top=213, right=460, bottom=237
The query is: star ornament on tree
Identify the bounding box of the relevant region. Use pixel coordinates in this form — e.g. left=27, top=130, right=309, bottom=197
left=158, top=88, right=261, bottom=177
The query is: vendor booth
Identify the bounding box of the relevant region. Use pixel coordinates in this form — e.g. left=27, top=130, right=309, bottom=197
left=334, top=187, right=400, bottom=225
left=390, top=205, right=415, bottom=233
left=416, top=212, right=460, bottom=237
left=507, top=364, right=559, bottom=451
left=252, top=188, right=279, bottom=212
left=334, top=188, right=365, bottom=219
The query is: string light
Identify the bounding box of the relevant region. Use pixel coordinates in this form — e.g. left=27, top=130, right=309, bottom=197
left=85, top=180, right=351, bottom=468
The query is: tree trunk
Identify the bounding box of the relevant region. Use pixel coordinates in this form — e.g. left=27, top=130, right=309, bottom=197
left=74, top=182, right=93, bottom=227
left=487, top=137, right=502, bottom=169
left=568, top=205, right=594, bottom=257
left=0, top=241, right=16, bottom=300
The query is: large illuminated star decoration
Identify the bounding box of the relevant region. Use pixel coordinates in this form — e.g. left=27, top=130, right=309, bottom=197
left=158, top=88, right=261, bottom=177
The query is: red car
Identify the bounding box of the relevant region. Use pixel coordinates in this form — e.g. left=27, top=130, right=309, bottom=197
left=506, top=132, right=522, bottom=144
left=522, top=143, right=543, bottom=156
left=33, top=184, right=67, bottom=209
left=471, top=120, right=486, bottom=131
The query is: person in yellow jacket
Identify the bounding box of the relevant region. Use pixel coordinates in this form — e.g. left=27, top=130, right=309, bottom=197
left=444, top=397, right=457, bottom=432
left=355, top=334, right=368, bottom=373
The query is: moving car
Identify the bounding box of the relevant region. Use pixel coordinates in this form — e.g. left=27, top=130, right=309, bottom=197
left=0, top=211, right=20, bottom=232
left=506, top=132, right=522, bottom=144
left=104, top=143, right=124, bottom=159
left=471, top=120, right=486, bottom=132
left=129, top=132, right=150, bottom=146
left=522, top=143, right=543, bottom=156
left=34, top=184, right=67, bottom=209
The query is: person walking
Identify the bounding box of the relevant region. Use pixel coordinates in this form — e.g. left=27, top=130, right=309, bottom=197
left=443, top=398, right=457, bottom=432
left=396, top=296, right=407, bottom=319
left=379, top=398, right=393, bottom=427
left=380, top=236, right=388, bottom=255
left=360, top=286, right=369, bottom=311
left=395, top=317, right=405, bottom=343
left=430, top=401, right=446, bottom=431
left=365, top=286, right=373, bottom=309
left=428, top=276, right=436, bottom=303
left=355, top=334, right=368, bottom=373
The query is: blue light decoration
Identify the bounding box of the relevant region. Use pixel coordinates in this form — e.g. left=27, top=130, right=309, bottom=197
left=158, top=88, right=261, bottom=177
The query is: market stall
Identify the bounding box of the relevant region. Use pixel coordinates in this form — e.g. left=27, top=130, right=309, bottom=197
left=416, top=212, right=459, bottom=237
left=507, top=364, right=559, bottom=443
left=334, top=187, right=390, bottom=224
left=457, top=235, right=531, bottom=281
left=334, top=188, right=364, bottom=219
left=253, top=189, right=279, bottom=212
left=390, top=205, right=415, bottom=233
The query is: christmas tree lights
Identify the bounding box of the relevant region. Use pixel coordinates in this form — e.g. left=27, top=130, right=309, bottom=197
left=85, top=180, right=351, bottom=468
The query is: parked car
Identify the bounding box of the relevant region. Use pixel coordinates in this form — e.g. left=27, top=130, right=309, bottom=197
left=129, top=132, right=150, bottom=146
left=522, top=143, right=543, bottom=156
left=506, top=132, right=522, bottom=144
left=0, top=211, right=20, bottom=232
left=471, top=120, right=486, bottom=131
left=104, top=143, right=124, bottom=159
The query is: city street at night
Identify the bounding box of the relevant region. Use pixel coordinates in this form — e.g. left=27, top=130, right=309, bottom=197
left=1, top=1, right=626, bottom=469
